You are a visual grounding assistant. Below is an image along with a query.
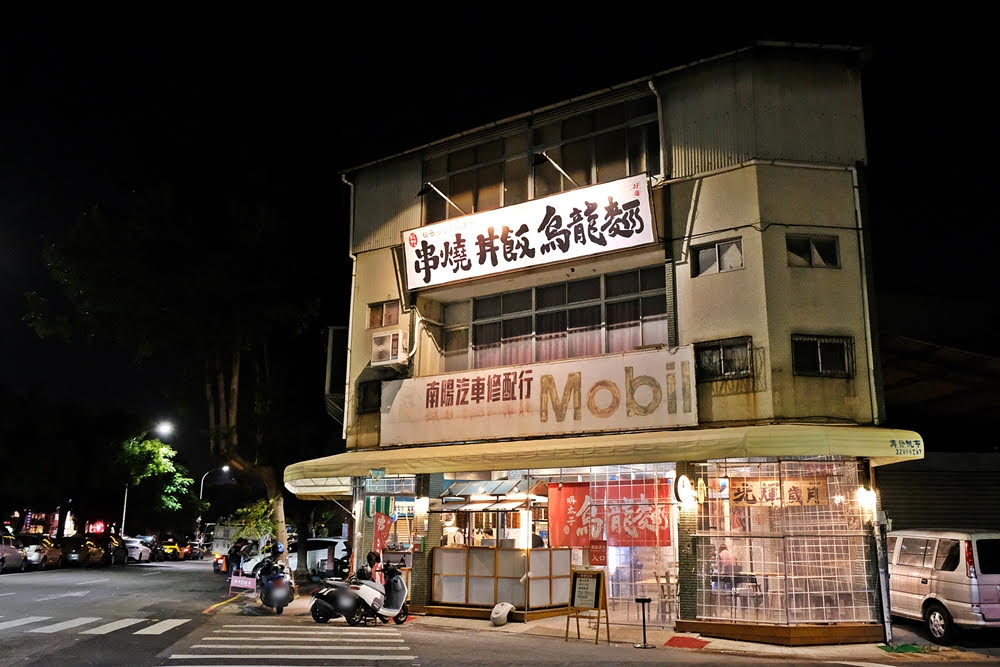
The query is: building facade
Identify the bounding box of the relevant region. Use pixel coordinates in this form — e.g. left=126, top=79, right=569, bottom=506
left=286, top=43, right=923, bottom=644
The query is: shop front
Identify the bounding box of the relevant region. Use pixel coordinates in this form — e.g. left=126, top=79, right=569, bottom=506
left=286, top=421, right=923, bottom=638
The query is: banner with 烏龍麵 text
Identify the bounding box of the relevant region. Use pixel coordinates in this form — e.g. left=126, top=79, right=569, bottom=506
left=401, top=174, right=656, bottom=290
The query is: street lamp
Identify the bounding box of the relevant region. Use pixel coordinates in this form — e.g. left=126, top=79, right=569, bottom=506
left=122, top=420, right=176, bottom=536
left=196, top=465, right=230, bottom=529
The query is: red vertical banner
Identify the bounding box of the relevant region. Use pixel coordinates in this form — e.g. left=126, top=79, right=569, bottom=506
left=547, top=483, right=592, bottom=547
left=373, top=512, right=393, bottom=554
left=589, top=539, right=607, bottom=566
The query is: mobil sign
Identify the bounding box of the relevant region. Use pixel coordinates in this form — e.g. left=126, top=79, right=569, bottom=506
left=380, top=347, right=697, bottom=446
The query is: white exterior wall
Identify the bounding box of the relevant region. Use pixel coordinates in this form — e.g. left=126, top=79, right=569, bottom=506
left=756, top=164, right=874, bottom=422
left=346, top=248, right=404, bottom=450
left=670, top=167, right=775, bottom=422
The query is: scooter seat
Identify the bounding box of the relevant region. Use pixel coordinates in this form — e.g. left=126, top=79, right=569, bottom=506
left=362, top=580, right=385, bottom=595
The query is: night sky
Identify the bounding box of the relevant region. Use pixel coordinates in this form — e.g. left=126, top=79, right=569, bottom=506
left=1, top=13, right=994, bottom=467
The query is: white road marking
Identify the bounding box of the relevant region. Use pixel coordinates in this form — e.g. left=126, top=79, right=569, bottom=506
left=35, top=590, right=89, bottom=601
left=80, top=618, right=147, bottom=634
left=169, top=655, right=415, bottom=661
left=0, top=616, right=51, bottom=630
left=0, top=592, right=15, bottom=597
left=134, top=618, right=191, bottom=635
left=214, top=629, right=400, bottom=635
left=190, top=645, right=409, bottom=650
left=201, top=637, right=405, bottom=643
left=73, top=578, right=109, bottom=585
left=28, top=617, right=101, bottom=633
left=141, top=571, right=162, bottom=576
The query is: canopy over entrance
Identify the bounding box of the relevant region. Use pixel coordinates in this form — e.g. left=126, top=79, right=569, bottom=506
left=284, top=424, right=923, bottom=499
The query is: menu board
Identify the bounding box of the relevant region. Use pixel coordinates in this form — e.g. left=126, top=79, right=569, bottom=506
left=570, top=569, right=603, bottom=610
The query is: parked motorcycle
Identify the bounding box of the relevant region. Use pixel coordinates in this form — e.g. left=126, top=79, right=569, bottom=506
left=256, top=557, right=296, bottom=614
left=310, top=559, right=408, bottom=626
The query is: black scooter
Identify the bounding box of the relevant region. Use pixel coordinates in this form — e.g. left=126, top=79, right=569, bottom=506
left=256, top=557, right=296, bottom=614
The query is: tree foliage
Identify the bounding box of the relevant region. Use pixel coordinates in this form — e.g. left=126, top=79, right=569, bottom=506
left=121, top=436, right=194, bottom=512
left=232, top=498, right=276, bottom=542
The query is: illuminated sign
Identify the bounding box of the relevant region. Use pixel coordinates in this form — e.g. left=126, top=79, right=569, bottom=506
left=402, top=174, right=656, bottom=290
left=674, top=475, right=697, bottom=504
left=380, top=347, right=697, bottom=446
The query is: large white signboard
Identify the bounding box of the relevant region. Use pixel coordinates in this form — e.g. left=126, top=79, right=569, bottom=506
left=380, top=347, right=696, bottom=446
left=402, top=174, right=656, bottom=290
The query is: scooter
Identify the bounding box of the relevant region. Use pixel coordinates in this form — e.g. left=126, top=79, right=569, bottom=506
left=311, top=562, right=408, bottom=626
left=256, top=557, right=296, bottom=615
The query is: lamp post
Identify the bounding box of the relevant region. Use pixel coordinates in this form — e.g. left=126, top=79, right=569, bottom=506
left=121, top=420, right=175, bottom=536
left=196, top=466, right=230, bottom=529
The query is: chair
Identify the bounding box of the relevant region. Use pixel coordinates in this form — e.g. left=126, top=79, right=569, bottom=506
left=653, top=570, right=679, bottom=622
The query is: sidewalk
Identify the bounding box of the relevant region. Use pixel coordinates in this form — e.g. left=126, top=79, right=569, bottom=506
left=271, top=583, right=994, bottom=662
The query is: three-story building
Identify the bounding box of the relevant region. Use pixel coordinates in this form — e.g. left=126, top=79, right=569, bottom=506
left=286, top=42, right=922, bottom=644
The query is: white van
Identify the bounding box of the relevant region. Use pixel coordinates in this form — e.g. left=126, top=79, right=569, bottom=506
left=887, top=529, right=1000, bottom=643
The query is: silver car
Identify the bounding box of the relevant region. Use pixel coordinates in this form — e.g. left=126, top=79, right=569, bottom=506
left=17, top=534, right=63, bottom=569
left=0, top=533, right=28, bottom=573
left=888, top=529, right=1000, bottom=644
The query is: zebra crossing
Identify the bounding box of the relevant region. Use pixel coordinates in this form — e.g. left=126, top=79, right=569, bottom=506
left=0, top=614, right=191, bottom=636
left=164, top=622, right=417, bottom=663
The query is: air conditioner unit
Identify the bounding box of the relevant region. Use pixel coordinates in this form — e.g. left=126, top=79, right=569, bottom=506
left=371, top=329, right=409, bottom=367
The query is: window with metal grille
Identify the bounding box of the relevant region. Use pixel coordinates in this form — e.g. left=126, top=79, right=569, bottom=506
left=791, top=335, right=855, bottom=378
left=692, top=239, right=743, bottom=277
left=786, top=235, right=840, bottom=268
left=694, top=336, right=753, bottom=382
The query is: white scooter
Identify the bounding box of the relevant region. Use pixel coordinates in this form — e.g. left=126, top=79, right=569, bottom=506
left=311, top=561, right=409, bottom=626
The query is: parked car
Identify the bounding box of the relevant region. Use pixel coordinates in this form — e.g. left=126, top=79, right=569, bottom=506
left=0, top=533, right=29, bottom=573
left=161, top=537, right=183, bottom=561
left=18, top=534, right=63, bottom=569
left=87, top=533, right=128, bottom=566
left=242, top=538, right=348, bottom=576
left=59, top=536, right=105, bottom=567
left=135, top=535, right=163, bottom=561
left=887, top=529, right=1000, bottom=644
left=125, top=537, right=152, bottom=562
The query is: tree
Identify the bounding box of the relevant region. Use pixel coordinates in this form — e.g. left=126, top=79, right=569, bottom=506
left=26, top=182, right=339, bottom=557
left=121, top=436, right=194, bottom=512
left=232, top=498, right=276, bottom=543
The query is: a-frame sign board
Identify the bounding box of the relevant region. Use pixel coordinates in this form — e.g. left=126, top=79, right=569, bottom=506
left=564, top=568, right=610, bottom=644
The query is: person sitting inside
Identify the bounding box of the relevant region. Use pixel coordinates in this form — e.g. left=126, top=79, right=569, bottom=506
left=717, top=544, right=736, bottom=590
left=531, top=526, right=545, bottom=548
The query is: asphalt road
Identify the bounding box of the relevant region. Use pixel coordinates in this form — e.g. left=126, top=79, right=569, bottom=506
left=2, top=558, right=998, bottom=666
left=0, top=557, right=227, bottom=665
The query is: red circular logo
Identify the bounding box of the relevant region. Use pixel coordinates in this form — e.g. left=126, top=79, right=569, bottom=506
left=408, top=232, right=417, bottom=248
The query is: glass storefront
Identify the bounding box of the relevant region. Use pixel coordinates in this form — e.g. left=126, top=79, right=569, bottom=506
left=694, top=456, right=878, bottom=625
left=508, top=462, right=677, bottom=626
